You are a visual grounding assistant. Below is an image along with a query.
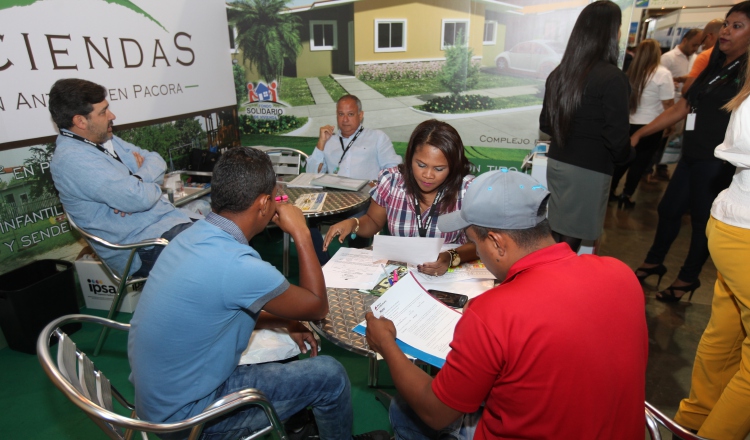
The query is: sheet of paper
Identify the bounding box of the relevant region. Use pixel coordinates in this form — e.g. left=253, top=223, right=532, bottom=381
left=412, top=260, right=495, bottom=283
left=294, top=192, right=327, bottom=212
left=419, top=279, right=495, bottom=299
left=322, top=248, right=385, bottom=289
left=369, top=272, right=461, bottom=361
left=372, top=235, right=444, bottom=266
left=286, top=173, right=323, bottom=188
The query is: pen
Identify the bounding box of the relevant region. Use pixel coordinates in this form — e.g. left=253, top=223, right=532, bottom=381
left=274, top=194, right=289, bottom=202
left=392, top=269, right=398, bottom=283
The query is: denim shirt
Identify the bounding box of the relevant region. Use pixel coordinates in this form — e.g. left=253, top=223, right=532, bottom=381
left=50, top=132, right=192, bottom=275
left=306, top=126, right=401, bottom=180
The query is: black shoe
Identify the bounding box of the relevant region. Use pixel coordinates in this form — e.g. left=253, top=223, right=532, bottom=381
left=656, top=280, right=701, bottom=303
left=609, top=192, right=619, bottom=202
left=635, top=264, right=667, bottom=289
left=285, top=408, right=319, bottom=440
left=352, top=430, right=391, bottom=440
left=617, top=194, right=635, bottom=209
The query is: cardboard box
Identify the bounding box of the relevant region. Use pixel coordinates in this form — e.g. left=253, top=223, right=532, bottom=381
left=75, top=254, right=143, bottom=313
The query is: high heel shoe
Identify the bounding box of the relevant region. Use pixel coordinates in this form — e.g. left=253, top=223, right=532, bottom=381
left=635, top=264, right=667, bottom=289
left=656, top=280, right=701, bottom=303
left=617, top=194, right=636, bottom=209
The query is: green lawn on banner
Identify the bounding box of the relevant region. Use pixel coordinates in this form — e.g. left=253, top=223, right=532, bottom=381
left=241, top=134, right=529, bottom=174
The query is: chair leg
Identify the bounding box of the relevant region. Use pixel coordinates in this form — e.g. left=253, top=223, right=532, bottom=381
left=283, top=232, right=290, bottom=277
left=368, top=357, right=379, bottom=387
left=93, top=282, right=128, bottom=356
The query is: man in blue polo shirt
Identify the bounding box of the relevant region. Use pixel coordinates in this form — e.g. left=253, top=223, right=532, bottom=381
left=129, top=147, right=387, bottom=440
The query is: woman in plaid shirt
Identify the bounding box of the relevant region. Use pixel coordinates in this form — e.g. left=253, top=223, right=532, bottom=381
left=323, top=119, right=476, bottom=276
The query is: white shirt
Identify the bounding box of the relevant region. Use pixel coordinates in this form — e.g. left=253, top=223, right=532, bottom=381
left=630, top=66, right=675, bottom=125
left=660, top=46, right=693, bottom=97
left=711, top=98, right=750, bottom=228
left=306, top=126, right=401, bottom=180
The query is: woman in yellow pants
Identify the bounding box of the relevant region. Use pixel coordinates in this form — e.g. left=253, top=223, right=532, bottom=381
left=673, top=42, right=750, bottom=439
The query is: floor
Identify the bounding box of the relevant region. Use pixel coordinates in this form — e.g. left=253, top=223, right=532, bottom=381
left=0, top=167, right=727, bottom=438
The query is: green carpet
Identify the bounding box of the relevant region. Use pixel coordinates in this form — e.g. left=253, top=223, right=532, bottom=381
left=0, top=228, right=393, bottom=439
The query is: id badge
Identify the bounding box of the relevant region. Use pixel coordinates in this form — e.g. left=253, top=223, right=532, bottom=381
left=686, top=113, right=696, bottom=131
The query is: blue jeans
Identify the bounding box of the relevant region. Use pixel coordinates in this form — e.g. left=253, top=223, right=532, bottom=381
left=645, top=157, right=734, bottom=282
left=160, top=355, right=352, bottom=440
left=389, top=394, right=481, bottom=440
left=133, top=221, right=194, bottom=277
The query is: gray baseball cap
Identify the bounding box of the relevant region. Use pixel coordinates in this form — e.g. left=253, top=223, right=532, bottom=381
left=438, top=169, right=549, bottom=232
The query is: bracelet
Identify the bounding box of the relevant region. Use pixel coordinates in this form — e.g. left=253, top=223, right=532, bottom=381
left=350, top=217, right=360, bottom=239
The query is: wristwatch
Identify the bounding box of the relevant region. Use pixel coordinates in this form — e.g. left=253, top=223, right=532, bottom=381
left=445, top=249, right=461, bottom=267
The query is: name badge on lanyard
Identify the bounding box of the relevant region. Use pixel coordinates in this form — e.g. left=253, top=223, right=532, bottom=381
left=686, top=112, right=696, bottom=131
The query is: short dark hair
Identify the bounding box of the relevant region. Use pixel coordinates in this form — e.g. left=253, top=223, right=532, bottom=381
left=469, top=195, right=551, bottom=250
left=682, top=28, right=702, bottom=41
left=210, top=147, right=276, bottom=214
left=398, top=119, right=472, bottom=213
left=337, top=94, right=362, bottom=112
left=49, top=78, right=107, bottom=129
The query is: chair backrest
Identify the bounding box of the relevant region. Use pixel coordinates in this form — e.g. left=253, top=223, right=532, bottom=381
left=645, top=401, right=709, bottom=440
left=263, top=147, right=309, bottom=177
left=37, top=314, right=288, bottom=440
left=65, top=214, right=167, bottom=285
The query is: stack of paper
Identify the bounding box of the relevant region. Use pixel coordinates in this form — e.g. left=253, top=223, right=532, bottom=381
left=294, top=193, right=327, bottom=212
left=287, top=173, right=323, bottom=188
left=353, top=273, right=461, bottom=368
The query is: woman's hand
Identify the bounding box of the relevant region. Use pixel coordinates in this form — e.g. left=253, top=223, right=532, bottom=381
left=630, top=132, right=641, bottom=148
left=417, top=251, right=451, bottom=277
left=322, top=218, right=357, bottom=251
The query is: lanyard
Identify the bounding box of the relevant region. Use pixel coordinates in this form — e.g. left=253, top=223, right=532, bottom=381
left=413, top=190, right=443, bottom=238
left=334, top=126, right=364, bottom=174
left=693, top=59, right=742, bottom=112
left=60, top=130, right=139, bottom=179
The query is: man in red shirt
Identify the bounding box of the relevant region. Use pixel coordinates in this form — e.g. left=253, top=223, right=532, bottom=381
left=366, top=169, right=648, bottom=439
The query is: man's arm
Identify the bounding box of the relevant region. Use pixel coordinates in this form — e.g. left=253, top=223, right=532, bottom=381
left=256, top=311, right=319, bottom=356
left=366, top=312, right=462, bottom=429
left=263, top=203, right=328, bottom=320
left=306, top=125, right=335, bottom=173
left=114, top=137, right=168, bottom=184
left=52, top=146, right=164, bottom=213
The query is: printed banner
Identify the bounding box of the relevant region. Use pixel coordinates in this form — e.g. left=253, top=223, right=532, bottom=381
left=0, top=0, right=235, bottom=145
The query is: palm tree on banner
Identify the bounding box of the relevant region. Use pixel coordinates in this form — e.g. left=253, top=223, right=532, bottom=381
left=228, top=0, right=301, bottom=94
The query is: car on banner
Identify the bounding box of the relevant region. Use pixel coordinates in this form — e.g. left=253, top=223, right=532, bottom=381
left=495, top=39, right=565, bottom=78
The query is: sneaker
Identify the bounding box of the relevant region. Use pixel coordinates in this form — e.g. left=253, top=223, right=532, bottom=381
left=352, top=430, right=391, bottom=440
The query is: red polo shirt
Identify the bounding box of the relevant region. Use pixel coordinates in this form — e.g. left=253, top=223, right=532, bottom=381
left=432, top=243, right=647, bottom=439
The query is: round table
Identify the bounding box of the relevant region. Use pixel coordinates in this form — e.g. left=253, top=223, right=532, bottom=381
left=276, top=182, right=371, bottom=276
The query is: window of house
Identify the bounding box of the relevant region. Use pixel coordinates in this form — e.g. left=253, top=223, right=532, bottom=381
left=19, top=194, right=28, bottom=204
left=228, top=26, right=237, bottom=53
left=483, top=21, right=497, bottom=45
left=375, top=20, right=406, bottom=52
left=310, top=20, right=337, bottom=51
left=4, top=194, right=15, bottom=204
left=442, top=19, right=469, bottom=49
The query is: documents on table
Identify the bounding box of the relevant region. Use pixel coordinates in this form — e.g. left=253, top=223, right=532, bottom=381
left=293, top=192, right=327, bottom=212
left=413, top=261, right=494, bottom=283
left=286, top=173, right=324, bottom=188
left=372, top=235, right=444, bottom=266
left=322, top=248, right=390, bottom=289
left=311, top=174, right=368, bottom=191
left=353, top=272, right=461, bottom=368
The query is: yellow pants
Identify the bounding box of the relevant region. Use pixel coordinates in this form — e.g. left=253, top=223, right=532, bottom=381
left=674, top=216, right=750, bottom=439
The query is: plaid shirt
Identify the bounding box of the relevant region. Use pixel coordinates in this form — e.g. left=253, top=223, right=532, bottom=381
left=370, top=167, right=474, bottom=244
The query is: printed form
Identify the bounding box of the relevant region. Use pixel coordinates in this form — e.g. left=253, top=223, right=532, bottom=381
left=369, top=272, right=461, bottom=361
